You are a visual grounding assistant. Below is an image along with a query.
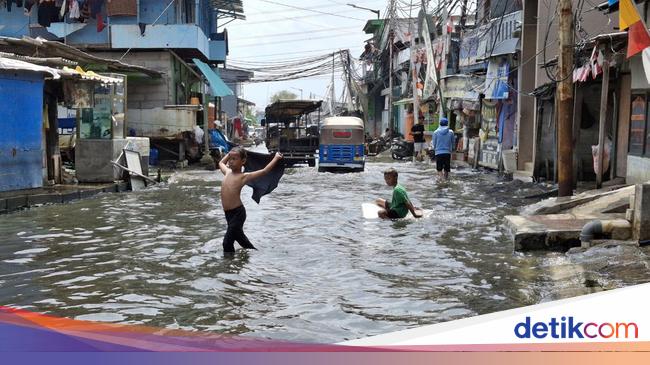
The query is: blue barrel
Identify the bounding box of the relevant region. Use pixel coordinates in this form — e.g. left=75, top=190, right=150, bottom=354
left=149, top=148, right=159, bottom=166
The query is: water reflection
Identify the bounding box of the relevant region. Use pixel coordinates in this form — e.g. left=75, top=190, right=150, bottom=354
left=1, top=159, right=650, bottom=343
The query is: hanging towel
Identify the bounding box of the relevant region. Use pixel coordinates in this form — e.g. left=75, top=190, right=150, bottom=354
left=69, top=0, right=79, bottom=18
left=96, top=12, right=106, bottom=32
left=106, top=0, right=135, bottom=16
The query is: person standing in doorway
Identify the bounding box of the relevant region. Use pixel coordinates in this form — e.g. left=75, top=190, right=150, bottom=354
left=431, top=117, right=455, bottom=181
left=411, top=117, right=425, bottom=162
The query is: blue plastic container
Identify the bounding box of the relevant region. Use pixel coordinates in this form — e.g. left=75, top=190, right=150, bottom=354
left=149, top=148, right=159, bottom=166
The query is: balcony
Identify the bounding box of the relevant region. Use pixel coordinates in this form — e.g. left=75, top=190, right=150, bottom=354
left=111, top=24, right=226, bottom=62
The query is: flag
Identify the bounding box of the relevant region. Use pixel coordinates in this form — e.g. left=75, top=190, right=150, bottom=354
left=627, top=20, right=650, bottom=57
left=620, top=0, right=641, bottom=30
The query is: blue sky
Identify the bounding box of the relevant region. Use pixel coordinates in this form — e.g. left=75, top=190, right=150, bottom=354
left=226, top=0, right=392, bottom=110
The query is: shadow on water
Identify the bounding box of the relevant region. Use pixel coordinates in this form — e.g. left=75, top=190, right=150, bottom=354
left=1, top=157, right=650, bottom=342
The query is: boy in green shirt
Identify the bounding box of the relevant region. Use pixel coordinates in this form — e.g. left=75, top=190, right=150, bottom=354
left=375, top=168, right=423, bottom=219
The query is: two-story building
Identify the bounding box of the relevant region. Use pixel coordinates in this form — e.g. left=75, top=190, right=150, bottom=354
left=0, top=0, right=244, bottom=163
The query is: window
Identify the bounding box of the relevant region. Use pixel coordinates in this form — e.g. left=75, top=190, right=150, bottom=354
left=629, top=93, right=649, bottom=156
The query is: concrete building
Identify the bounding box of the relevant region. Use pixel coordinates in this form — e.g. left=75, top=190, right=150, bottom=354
left=0, top=1, right=243, bottom=162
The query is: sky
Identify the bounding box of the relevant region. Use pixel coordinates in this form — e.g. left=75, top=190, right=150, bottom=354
left=225, top=0, right=393, bottom=112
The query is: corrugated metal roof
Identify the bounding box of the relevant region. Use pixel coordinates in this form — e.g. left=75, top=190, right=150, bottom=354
left=0, top=36, right=162, bottom=78
left=213, top=0, right=246, bottom=20
left=0, top=57, right=61, bottom=79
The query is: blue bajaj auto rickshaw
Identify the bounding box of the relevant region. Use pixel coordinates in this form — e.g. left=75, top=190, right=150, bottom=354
left=318, top=117, right=365, bottom=172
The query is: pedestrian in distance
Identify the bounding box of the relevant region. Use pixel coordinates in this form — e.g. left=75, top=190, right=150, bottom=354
left=411, top=117, right=426, bottom=162
left=218, top=147, right=283, bottom=254
left=431, top=117, right=455, bottom=181
left=375, top=168, right=423, bottom=219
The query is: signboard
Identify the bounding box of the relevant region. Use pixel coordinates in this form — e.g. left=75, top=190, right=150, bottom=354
left=629, top=94, right=646, bottom=156
left=485, top=57, right=510, bottom=100
left=440, top=76, right=482, bottom=100
left=479, top=100, right=500, bottom=169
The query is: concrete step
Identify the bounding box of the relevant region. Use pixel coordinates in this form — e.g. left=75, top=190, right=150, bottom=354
left=513, top=170, right=534, bottom=183
left=505, top=213, right=630, bottom=251
left=524, top=162, right=535, bottom=172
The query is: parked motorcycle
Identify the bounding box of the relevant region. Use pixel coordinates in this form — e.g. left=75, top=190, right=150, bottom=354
left=391, top=137, right=414, bottom=160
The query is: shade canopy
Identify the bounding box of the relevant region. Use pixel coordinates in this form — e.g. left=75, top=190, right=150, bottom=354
left=193, top=58, right=233, bottom=97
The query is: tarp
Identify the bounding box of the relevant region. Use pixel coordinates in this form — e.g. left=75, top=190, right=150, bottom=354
left=209, top=129, right=233, bottom=152
left=193, top=58, right=233, bottom=97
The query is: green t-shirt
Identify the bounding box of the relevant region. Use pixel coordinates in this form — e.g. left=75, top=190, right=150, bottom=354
left=390, top=184, right=410, bottom=218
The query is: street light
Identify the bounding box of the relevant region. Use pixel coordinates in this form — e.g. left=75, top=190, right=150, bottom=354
left=290, top=87, right=304, bottom=99
left=346, top=3, right=380, bottom=19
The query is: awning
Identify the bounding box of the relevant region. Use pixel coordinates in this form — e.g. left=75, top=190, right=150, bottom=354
left=192, top=58, right=234, bottom=97
left=487, top=38, right=519, bottom=58
left=393, top=98, right=414, bottom=106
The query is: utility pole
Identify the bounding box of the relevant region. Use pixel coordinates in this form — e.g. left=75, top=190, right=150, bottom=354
left=331, top=52, right=336, bottom=115
left=388, top=30, right=394, bottom=133
left=557, top=0, right=574, bottom=197
left=596, top=53, right=609, bottom=189
left=345, top=50, right=355, bottom=112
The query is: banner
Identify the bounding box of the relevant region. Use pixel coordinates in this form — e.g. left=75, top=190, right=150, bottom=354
left=485, top=57, right=510, bottom=100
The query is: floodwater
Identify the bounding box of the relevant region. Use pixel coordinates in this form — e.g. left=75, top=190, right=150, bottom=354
left=2, top=155, right=650, bottom=343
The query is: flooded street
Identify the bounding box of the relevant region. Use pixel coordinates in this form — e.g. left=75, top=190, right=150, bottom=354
left=1, top=157, right=650, bottom=343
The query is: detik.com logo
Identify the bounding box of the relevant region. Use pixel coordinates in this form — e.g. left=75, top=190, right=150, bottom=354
left=514, top=317, right=638, bottom=339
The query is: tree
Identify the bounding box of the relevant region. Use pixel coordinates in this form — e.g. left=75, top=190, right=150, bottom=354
left=270, top=90, right=298, bottom=103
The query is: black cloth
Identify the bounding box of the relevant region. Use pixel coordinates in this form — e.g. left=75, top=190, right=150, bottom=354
left=89, top=0, right=102, bottom=18
left=411, top=124, right=425, bottom=143
left=243, top=150, right=285, bottom=204
left=37, top=1, right=59, bottom=27
left=436, top=153, right=451, bottom=172
left=223, top=205, right=256, bottom=253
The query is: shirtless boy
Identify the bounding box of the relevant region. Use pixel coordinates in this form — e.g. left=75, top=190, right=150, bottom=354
left=218, top=147, right=283, bottom=253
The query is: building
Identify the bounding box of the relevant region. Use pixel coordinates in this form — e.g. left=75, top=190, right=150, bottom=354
left=599, top=0, right=650, bottom=183
left=0, top=1, right=244, bottom=162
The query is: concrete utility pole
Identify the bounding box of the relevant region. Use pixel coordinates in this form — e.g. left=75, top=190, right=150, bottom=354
left=388, top=30, right=394, bottom=133
left=557, top=0, right=574, bottom=197
left=596, top=52, right=609, bottom=189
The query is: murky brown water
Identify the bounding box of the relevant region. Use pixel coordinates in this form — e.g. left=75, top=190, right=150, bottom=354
left=1, top=155, right=650, bottom=343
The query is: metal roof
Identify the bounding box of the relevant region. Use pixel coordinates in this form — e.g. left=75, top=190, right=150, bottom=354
left=265, top=100, right=323, bottom=121
left=321, top=117, right=364, bottom=129
left=0, top=36, right=162, bottom=78
left=213, top=0, right=246, bottom=21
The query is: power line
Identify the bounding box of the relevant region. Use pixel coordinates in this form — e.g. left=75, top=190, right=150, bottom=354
left=229, top=45, right=362, bottom=59
left=256, top=0, right=367, bottom=21
left=235, top=26, right=360, bottom=40
left=236, top=32, right=363, bottom=48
